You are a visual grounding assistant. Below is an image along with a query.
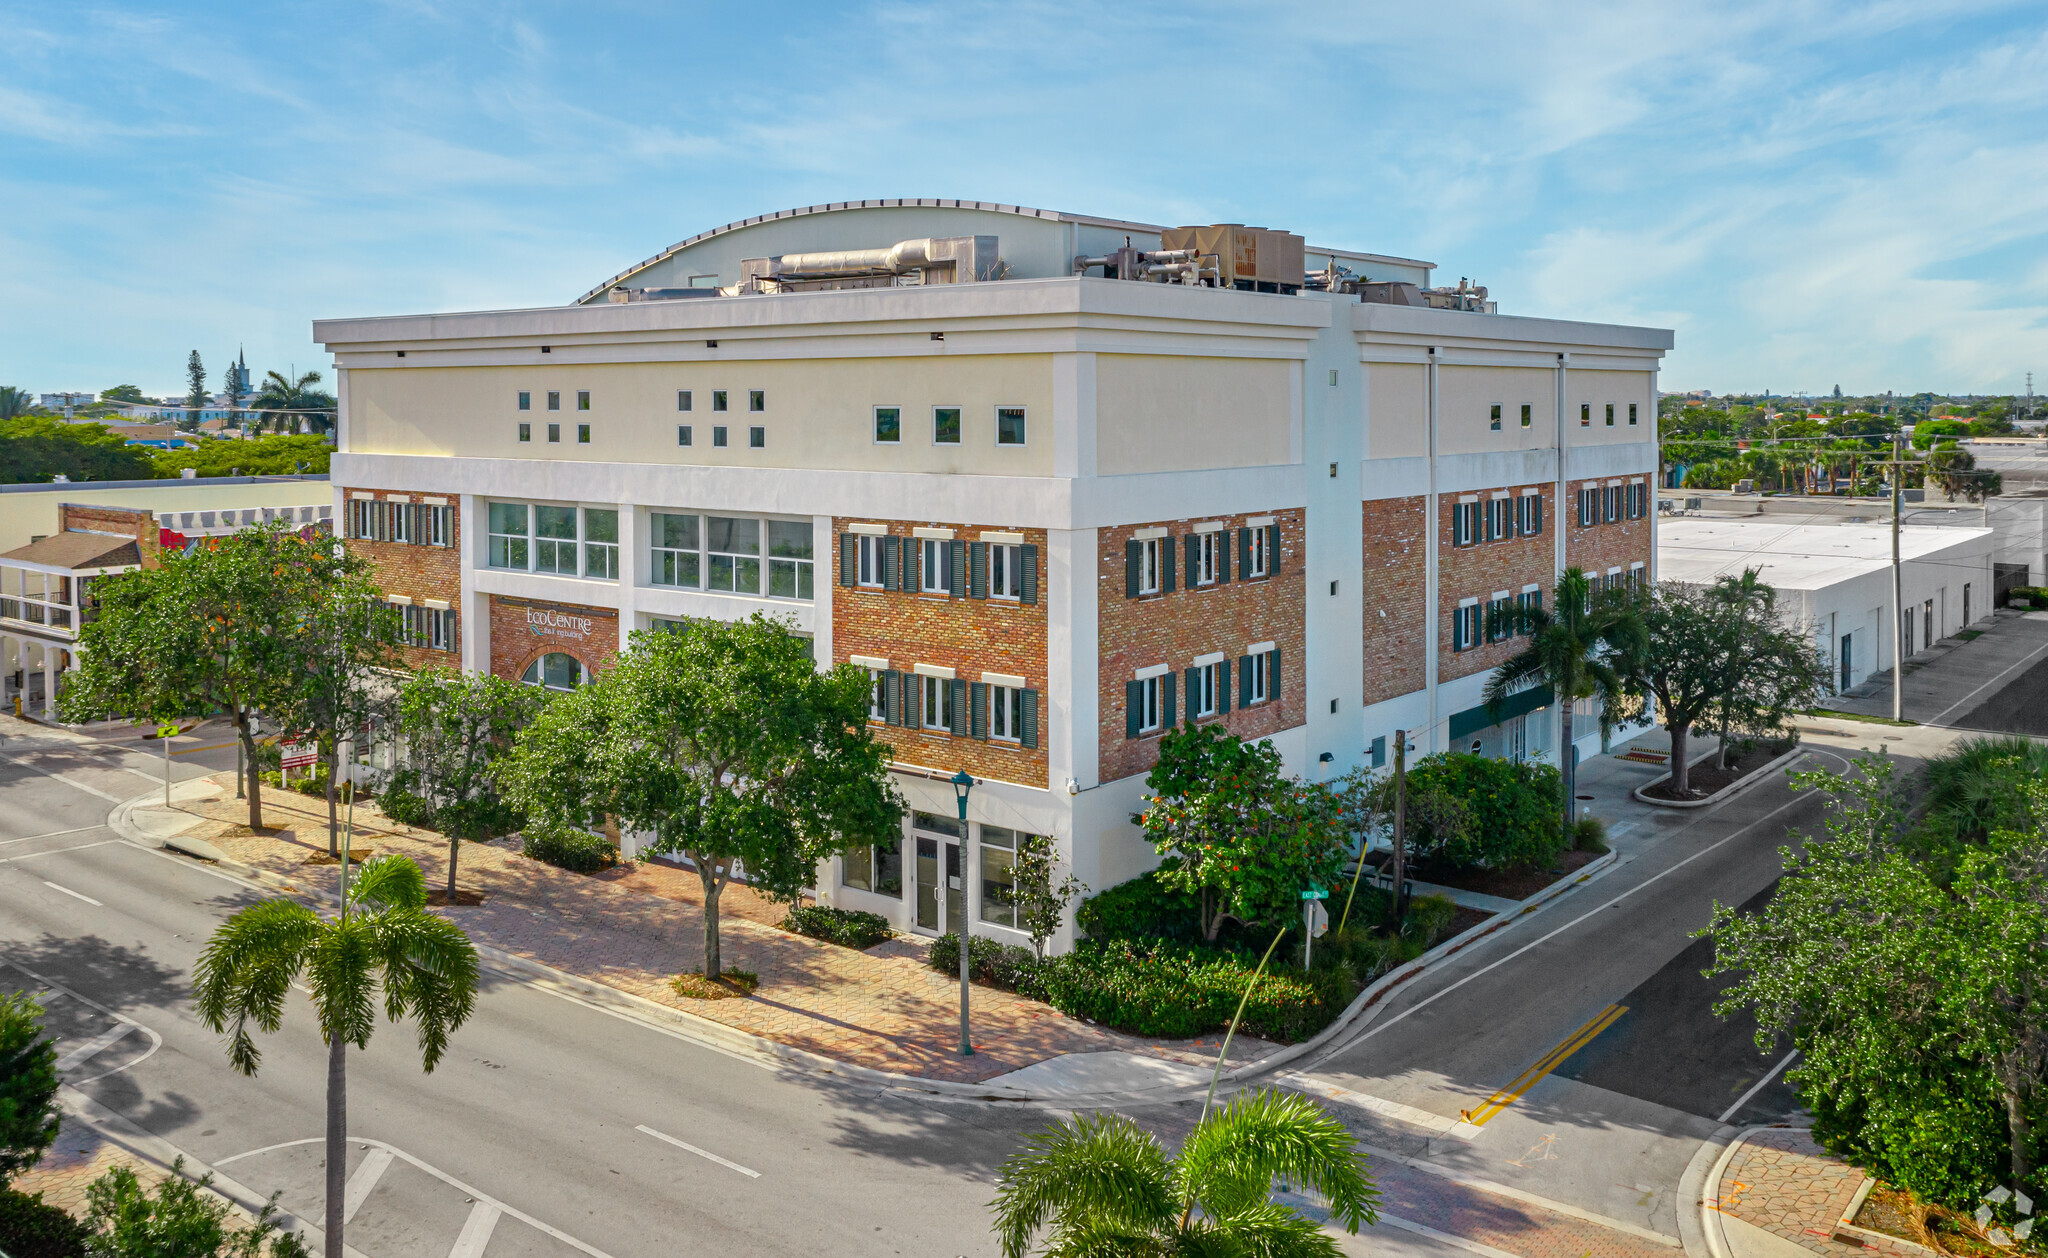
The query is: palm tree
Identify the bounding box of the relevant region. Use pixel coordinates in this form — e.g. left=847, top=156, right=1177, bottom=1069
left=1483, top=567, right=1642, bottom=838
left=251, top=369, right=337, bottom=436
left=0, top=386, right=37, bottom=420
left=992, top=1089, right=1377, bottom=1257
left=193, top=855, right=478, bottom=1258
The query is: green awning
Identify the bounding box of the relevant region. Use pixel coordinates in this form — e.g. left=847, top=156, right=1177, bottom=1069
left=1447, top=684, right=1555, bottom=741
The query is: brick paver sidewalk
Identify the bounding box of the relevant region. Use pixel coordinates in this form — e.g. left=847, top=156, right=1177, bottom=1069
left=1714, top=1128, right=1923, bottom=1257
left=11, top=1118, right=163, bottom=1218
left=168, top=775, right=1273, bottom=1085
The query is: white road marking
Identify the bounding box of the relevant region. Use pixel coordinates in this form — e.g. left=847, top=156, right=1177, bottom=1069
left=1926, top=633, right=2048, bottom=726
left=0, top=824, right=110, bottom=846
left=56, top=1024, right=134, bottom=1072
left=447, top=1201, right=501, bottom=1258
left=0, top=840, right=121, bottom=864
left=1276, top=1071, right=1466, bottom=1137
left=1717, top=1049, right=1799, bottom=1124
left=1377, top=1212, right=1527, bottom=1258
left=1360, top=1140, right=1682, bottom=1247
left=635, top=1124, right=761, bottom=1178
left=0, top=960, right=162, bottom=1083
left=0, top=754, right=124, bottom=802
left=1349, top=771, right=1818, bottom=1045
left=217, top=1137, right=614, bottom=1257
left=42, top=881, right=103, bottom=906
left=341, top=1146, right=393, bottom=1223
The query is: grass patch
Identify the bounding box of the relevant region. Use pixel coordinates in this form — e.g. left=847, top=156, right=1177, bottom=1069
left=1806, top=708, right=1920, bottom=726
left=1953, top=628, right=1984, bottom=641
left=672, top=968, right=759, bottom=999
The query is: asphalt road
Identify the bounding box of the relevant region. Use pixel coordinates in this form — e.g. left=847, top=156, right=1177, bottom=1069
left=1952, top=648, right=2048, bottom=735
left=0, top=733, right=1046, bottom=1258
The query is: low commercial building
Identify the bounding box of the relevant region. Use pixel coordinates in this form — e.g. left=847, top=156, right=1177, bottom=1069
left=316, top=198, right=1668, bottom=951
left=1657, top=514, right=1993, bottom=693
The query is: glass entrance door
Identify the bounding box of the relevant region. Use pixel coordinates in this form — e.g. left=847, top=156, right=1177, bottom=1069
left=915, top=838, right=939, bottom=931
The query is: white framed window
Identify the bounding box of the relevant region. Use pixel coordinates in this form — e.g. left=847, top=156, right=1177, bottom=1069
left=389, top=503, right=415, bottom=543
left=1452, top=602, right=1482, bottom=652
left=919, top=538, right=948, bottom=594
left=1516, top=586, right=1542, bottom=634
left=1484, top=497, right=1510, bottom=542
left=996, top=406, right=1026, bottom=446
left=1193, top=532, right=1220, bottom=585
left=1521, top=403, right=1532, bottom=428
left=583, top=509, right=618, bottom=579
left=520, top=652, right=586, bottom=691
left=707, top=516, right=761, bottom=593
left=1136, top=538, right=1162, bottom=594
left=867, top=668, right=887, bottom=722
left=990, top=685, right=1023, bottom=742
left=857, top=534, right=885, bottom=588
left=874, top=406, right=901, bottom=444
left=1247, top=526, right=1270, bottom=576
left=533, top=505, right=579, bottom=574
left=1451, top=501, right=1481, bottom=547
left=1244, top=652, right=1269, bottom=703
left=989, top=543, right=1022, bottom=600
left=1486, top=594, right=1512, bottom=643
left=423, top=505, right=452, bottom=547
left=767, top=521, right=813, bottom=599
left=933, top=406, right=961, bottom=445
left=1489, top=403, right=1502, bottom=431
left=487, top=502, right=529, bottom=570
left=651, top=512, right=700, bottom=588
left=1516, top=493, right=1543, bottom=537
left=979, top=826, right=1020, bottom=926
left=1135, top=675, right=1161, bottom=732
left=1193, top=662, right=1221, bottom=717
left=921, top=674, right=953, bottom=731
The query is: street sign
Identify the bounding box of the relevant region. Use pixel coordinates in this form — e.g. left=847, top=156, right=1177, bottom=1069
left=280, top=742, right=318, bottom=769
left=1306, top=900, right=1329, bottom=938
left=1300, top=886, right=1328, bottom=900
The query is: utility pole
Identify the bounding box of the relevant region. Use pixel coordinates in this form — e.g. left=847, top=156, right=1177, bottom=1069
left=1384, top=730, right=1408, bottom=932
left=1891, top=434, right=1904, bottom=722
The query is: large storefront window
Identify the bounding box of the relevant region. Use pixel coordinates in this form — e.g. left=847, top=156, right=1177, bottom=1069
left=651, top=513, right=700, bottom=588
left=841, top=836, right=902, bottom=897
left=644, top=512, right=812, bottom=601
left=520, top=652, right=587, bottom=691
left=980, top=825, right=1020, bottom=927
left=487, top=502, right=618, bottom=581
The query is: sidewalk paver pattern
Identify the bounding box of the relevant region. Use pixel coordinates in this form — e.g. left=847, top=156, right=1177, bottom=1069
left=1716, top=1128, right=1869, bottom=1258
left=172, top=775, right=1270, bottom=1084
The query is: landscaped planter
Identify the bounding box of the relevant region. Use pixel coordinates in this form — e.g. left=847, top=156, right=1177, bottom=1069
left=1633, top=740, right=1807, bottom=809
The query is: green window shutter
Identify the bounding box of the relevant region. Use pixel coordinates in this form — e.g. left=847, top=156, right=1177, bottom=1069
left=1217, top=534, right=1231, bottom=583
left=1217, top=658, right=1231, bottom=713
left=1125, top=540, right=1142, bottom=597
left=883, top=669, right=902, bottom=725
left=1268, top=647, right=1282, bottom=701
left=950, top=679, right=969, bottom=736
left=1020, top=689, right=1039, bottom=750
left=1161, top=539, right=1176, bottom=592
left=950, top=540, right=967, bottom=597
left=1533, top=495, right=1544, bottom=534
left=970, top=682, right=988, bottom=740
left=1184, top=668, right=1199, bottom=716
left=882, top=537, right=900, bottom=589
left=840, top=534, right=857, bottom=586
left=1126, top=681, right=1143, bottom=739
left=908, top=539, right=922, bottom=591
left=969, top=542, right=988, bottom=599
left=1020, top=544, right=1039, bottom=605
left=1267, top=525, right=1281, bottom=575
left=1238, top=527, right=1251, bottom=577
left=1161, top=672, right=1177, bottom=728
left=1239, top=656, right=1252, bottom=707
left=1183, top=535, right=1197, bottom=588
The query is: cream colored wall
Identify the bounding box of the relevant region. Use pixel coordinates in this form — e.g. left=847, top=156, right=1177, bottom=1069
left=1566, top=369, right=1653, bottom=445
left=0, top=482, right=329, bottom=555
left=1436, top=366, right=1556, bottom=456
left=1367, top=363, right=1428, bottom=459
left=1094, top=354, right=1293, bottom=476
left=348, top=358, right=1056, bottom=477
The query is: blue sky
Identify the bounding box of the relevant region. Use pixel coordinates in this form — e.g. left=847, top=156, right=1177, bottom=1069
left=3, top=1, right=2044, bottom=399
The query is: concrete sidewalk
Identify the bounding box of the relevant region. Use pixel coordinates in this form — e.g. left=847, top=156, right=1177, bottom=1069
left=1704, top=1127, right=1927, bottom=1258
left=1830, top=608, right=2048, bottom=729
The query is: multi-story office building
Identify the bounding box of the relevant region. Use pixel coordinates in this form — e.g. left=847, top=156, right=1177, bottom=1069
left=315, top=198, right=1668, bottom=951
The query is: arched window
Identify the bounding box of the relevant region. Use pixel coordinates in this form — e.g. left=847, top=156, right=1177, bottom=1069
left=520, top=652, right=587, bottom=691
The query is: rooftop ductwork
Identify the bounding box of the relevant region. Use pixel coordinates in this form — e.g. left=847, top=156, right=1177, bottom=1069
left=737, top=235, right=1002, bottom=294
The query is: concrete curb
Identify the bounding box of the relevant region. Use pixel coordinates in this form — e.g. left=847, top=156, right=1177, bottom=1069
left=1678, top=1124, right=1739, bottom=1258
left=105, top=784, right=1622, bottom=1107
left=1634, top=744, right=1809, bottom=810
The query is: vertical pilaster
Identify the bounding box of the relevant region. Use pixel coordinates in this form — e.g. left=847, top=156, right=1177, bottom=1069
left=1423, top=347, right=1441, bottom=754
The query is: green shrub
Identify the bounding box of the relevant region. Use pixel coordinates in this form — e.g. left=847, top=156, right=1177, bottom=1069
left=929, top=933, right=1048, bottom=998
left=1315, top=927, right=1412, bottom=983
left=1075, top=871, right=1203, bottom=944
left=783, top=905, right=894, bottom=950
left=0, top=1188, right=87, bottom=1258
left=521, top=828, right=616, bottom=874
left=1400, top=893, right=1459, bottom=947
left=1572, top=816, right=1610, bottom=854
left=83, top=1160, right=308, bottom=1258
left=0, top=990, right=60, bottom=1184
left=258, top=767, right=350, bottom=803
left=1404, top=753, right=1565, bottom=871
left=376, top=784, right=437, bottom=829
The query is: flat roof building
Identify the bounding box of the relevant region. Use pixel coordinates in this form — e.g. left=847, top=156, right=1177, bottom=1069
left=317, top=199, right=1670, bottom=951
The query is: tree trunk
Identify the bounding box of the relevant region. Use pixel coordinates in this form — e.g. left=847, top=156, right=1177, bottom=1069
left=325, top=743, right=339, bottom=857
left=1669, top=721, right=1691, bottom=795
left=324, top=1032, right=346, bottom=1258
left=1202, top=887, right=1222, bottom=943
left=447, top=834, right=460, bottom=904
left=2000, top=1049, right=2034, bottom=1187
left=1561, top=703, right=1577, bottom=840
left=1385, top=732, right=1407, bottom=933
left=236, top=712, right=264, bottom=831
left=698, top=859, right=723, bottom=980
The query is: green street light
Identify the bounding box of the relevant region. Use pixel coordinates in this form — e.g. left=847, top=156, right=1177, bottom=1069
left=952, top=768, right=974, bottom=1057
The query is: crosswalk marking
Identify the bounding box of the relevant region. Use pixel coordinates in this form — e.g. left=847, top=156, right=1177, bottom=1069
left=56, top=1024, right=133, bottom=1072
left=447, top=1201, right=501, bottom=1258
left=341, top=1147, right=394, bottom=1224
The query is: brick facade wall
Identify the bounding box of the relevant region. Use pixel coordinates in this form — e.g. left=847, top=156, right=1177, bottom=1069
left=1097, top=509, right=1306, bottom=785
left=60, top=505, right=160, bottom=568
left=1563, top=476, right=1653, bottom=581
left=338, top=487, right=461, bottom=670
left=830, top=518, right=1049, bottom=789
left=488, top=595, right=620, bottom=683
left=1360, top=496, right=1427, bottom=707
left=1438, top=485, right=1558, bottom=683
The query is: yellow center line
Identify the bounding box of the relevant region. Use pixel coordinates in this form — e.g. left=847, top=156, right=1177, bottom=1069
left=1461, top=1003, right=1627, bottom=1127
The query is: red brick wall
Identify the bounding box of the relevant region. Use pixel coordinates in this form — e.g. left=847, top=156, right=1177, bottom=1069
left=1438, top=485, right=1558, bottom=683
left=60, top=504, right=160, bottom=567
left=830, top=518, right=1049, bottom=789
left=1097, top=510, right=1306, bottom=785
left=1361, top=496, right=1427, bottom=707
left=1563, top=477, right=1653, bottom=581
left=488, top=595, right=620, bottom=683
left=338, top=488, right=461, bottom=670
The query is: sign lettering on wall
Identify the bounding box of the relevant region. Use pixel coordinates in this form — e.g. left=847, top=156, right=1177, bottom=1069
left=525, top=607, right=597, bottom=642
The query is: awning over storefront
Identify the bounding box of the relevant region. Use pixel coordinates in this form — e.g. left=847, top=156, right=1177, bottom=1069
left=1447, top=684, right=1554, bottom=741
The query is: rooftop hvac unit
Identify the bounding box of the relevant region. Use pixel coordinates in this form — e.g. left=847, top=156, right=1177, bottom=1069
left=1159, top=225, right=1306, bottom=293
left=737, top=236, right=1001, bottom=294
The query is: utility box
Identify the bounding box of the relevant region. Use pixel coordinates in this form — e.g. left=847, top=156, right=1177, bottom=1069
left=1161, top=224, right=1306, bottom=293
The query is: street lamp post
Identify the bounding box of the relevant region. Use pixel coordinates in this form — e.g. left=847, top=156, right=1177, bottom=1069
left=951, top=768, right=974, bottom=1058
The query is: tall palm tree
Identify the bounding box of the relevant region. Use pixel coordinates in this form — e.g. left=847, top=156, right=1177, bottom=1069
left=0, top=386, right=37, bottom=420
left=251, top=369, right=337, bottom=436
left=1483, top=567, right=1642, bottom=839
left=193, top=855, right=478, bottom=1258
left=992, top=1090, right=1377, bottom=1257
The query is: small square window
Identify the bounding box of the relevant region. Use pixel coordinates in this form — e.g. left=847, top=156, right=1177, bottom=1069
left=1629, top=403, right=1639, bottom=426
left=1521, top=403, right=1532, bottom=428
left=996, top=406, right=1026, bottom=446
left=749, top=426, right=765, bottom=448
left=712, top=390, right=728, bottom=412
left=547, top=423, right=561, bottom=443
left=933, top=407, right=961, bottom=445
left=677, top=424, right=692, bottom=446
left=749, top=390, right=764, bottom=412
left=518, top=422, right=531, bottom=442
left=548, top=391, right=561, bottom=411
left=678, top=390, right=692, bottom=412
left=874, top=407, right=901, bottom=444
left=712, top=426, right=728, bottom=447
left=1490, top=403, right=1502, bottom=431
left=1580, top=403, right=1590, bottom=427
left=577, top=391, right=590, bottom=411
left=577, top=423, right=590, bottom=444
left=518, top=391, right=531, bottom=411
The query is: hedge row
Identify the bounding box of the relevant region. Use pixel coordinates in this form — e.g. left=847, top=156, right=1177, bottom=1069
left=782, top=904, right=894, bottom=950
